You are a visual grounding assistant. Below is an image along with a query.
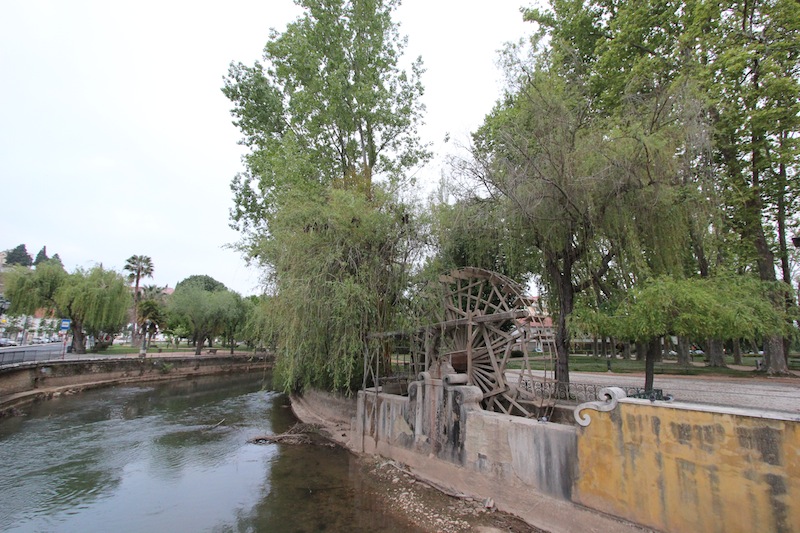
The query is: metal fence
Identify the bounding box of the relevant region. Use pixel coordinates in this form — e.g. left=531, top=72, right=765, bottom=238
left=0, top=345, right=66, bottom=366
left=520, top=377, right=670, bottom=403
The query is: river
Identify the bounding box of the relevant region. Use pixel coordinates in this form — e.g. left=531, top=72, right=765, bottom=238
left=0, top=373, right=425, bottom=532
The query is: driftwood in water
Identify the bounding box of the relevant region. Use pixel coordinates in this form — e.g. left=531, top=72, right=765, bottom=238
left=249, top=423, right=335, bottom=447
left=205, top=419, right=225, bottom=430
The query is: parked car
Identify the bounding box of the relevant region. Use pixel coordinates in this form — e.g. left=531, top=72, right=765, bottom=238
left=0, top=338, right=17, bottom=347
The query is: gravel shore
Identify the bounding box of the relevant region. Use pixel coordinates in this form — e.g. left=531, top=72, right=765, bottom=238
left=358, top=456, right=544, bottom=532
left=290, top=393, right=546, bottom=532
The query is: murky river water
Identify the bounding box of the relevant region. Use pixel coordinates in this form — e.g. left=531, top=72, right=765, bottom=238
left=0, top=374, right=424, bottom=532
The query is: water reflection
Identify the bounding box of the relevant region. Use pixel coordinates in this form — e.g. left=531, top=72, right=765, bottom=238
left=0, top=373, right=421, bottom=532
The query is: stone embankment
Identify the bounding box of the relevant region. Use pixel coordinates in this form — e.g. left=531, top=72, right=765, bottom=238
left=291, top=390, right=545, bottom=533
left=0, top=353, right=270, bottom=416
left=290, top=390, right=652, bottom=533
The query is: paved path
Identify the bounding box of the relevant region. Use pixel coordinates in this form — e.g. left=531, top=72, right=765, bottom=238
left=552, top=370, right=800, bottom=415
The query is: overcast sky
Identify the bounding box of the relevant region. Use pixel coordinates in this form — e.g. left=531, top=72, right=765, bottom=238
left=0, top=1, right=534, bottom=296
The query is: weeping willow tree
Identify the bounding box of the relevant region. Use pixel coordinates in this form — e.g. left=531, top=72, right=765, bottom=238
left=456, top=50, right=689, bottom=386
left=263, top=188, right=420, bottom=392
left=3, top=259, right=68, bottom=317
left=5, top=263, right=130, bottom=354
left=224, top=0, right=429, bottom=393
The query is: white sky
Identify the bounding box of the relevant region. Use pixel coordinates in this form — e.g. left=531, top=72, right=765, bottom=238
left=0, top=0, right=534, bottom=296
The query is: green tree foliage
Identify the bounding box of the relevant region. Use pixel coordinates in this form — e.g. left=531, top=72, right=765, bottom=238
left=4, top=260, right=68, bottom=316
left=169, top=282, right=234, bottom=355
left=7, top=263, right=130, bottom=354
left=56, top=266, right=131, bottom=354
left=123, top=255, right=154, bottom=291
left=175, top=275, right=227, bottom=292
left=33, top=246, right=49, bottom=266
left=460, top=53, right=683, bottom=384
left=467, top=0, right=800, bottom=381
left=265, top=188, right=420, bottom=392
left=242, top=295, right=273, bottom=349
left=123, top=255, right=154, bottom=346
left=223, top=0, right=429, bottom=251
left=224, top=0, right=429, bottom=393
left=137, top=285, right=169, bottom=348
left=575, top=276, right=790, bottom=388
left=5, top=244, right=32, bottom=267
left=695, top=0, right=800, bottom=372
left=218, top=291, right=252, bottom=354
left=431, top=195, right=536, bottom=283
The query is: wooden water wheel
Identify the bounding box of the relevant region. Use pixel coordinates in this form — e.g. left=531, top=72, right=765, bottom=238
left=436, top=268, right=555, bottom=417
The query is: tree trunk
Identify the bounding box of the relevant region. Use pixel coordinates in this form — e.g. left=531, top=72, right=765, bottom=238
left=745, top=112, right=788, bottom=374
left=635, top=341, right=647, bottom=362
left=733, top=341, right=742, bottom=365
left=750, top=339, right=760, bottom=355
left=676, top=336, right=691, bottom=366
left=622, top=342, right=632, bottom=360
left=644, top=337, right=659, bottom=392
left=717, top=54, right=789, bottom=375
left=72, top=321, right=86, bottom=354
left=546, top=253, right=574, bottom=386
left=707, top=339, right=726, bottom=367
left=554, top=306, right=571, bottom=385
left=194, top=333, right=206, bottom=356
left=764, top=335, right=786, bottom=375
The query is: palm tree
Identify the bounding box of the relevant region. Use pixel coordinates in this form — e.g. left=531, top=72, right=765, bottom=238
left=140, top=284, right=167, bottom=303
left=123, top=255, right=154, bottom=345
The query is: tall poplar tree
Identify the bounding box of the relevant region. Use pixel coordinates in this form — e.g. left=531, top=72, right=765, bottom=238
left=223, top=0, right=429, bottom=392
left=697, top=0, right=800, bottom=373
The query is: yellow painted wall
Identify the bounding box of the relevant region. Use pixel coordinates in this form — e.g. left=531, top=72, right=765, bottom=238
left=574, top=400, right=800, bottom=533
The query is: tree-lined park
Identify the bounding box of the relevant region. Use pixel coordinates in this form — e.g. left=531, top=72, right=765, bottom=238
left=3, top=0, right=799, bottom=393
left=2, top=247, right=254, bottom=357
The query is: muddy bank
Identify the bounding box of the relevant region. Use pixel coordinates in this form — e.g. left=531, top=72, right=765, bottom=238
left=290, top=391, right=544, bottom=533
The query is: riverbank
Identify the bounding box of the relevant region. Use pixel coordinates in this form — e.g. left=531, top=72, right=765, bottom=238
left=290, top=391, right=543, bottom=532
left=290, top=390, right=653, bottom=533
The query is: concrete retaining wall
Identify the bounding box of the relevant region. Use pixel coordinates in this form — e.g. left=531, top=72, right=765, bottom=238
left=574, top=392, right=800, bottom=533
left=354, top=375, right=800, bottom=533
left=356, top=371, right=577, bottom=501
left=0, top=355, right=270, bottom=415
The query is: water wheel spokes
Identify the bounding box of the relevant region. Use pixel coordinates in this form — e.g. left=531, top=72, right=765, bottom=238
left=437, top=268, right=545, bottom=416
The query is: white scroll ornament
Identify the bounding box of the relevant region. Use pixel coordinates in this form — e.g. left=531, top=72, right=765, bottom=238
left=574, top=387, right=627, bottom=427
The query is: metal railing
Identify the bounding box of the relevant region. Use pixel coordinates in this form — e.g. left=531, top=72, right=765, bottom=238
left=0, top=345, right=66, bottom=366
left=520, top=378, right=669, bottom=403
